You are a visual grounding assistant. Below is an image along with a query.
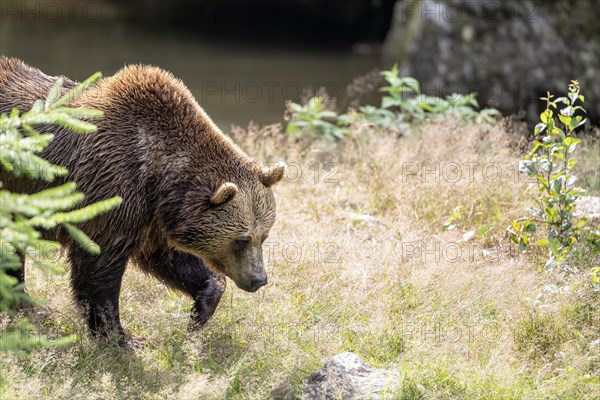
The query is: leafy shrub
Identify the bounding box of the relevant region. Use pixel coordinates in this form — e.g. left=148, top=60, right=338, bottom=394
left=345, top=105, right=409, bottom=134
left=370, top=64, right=501, bottom=128
left=284, top=65, right=501, bottom=140
left=0, top=73, right=122, bottom=352
left=285, top=97, right=349, bottom=141
left=508, top=81, right=594, bottom=268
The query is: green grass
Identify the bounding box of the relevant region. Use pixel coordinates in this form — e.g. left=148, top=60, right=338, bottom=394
left=1, top=120, right=599, bottom=399
left=578, top=137, right=600, bottom=195
left=513, top=310, right=570, bottom=361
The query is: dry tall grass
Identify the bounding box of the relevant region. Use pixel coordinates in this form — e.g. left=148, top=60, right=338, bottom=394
left=1, top=119, right=598, bottom=399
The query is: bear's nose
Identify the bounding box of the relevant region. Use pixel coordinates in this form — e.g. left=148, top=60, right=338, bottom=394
left=251, top=278, right=268, bottom=289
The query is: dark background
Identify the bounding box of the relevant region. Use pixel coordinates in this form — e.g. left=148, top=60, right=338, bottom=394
left=1, top=0, right=598, bottom=127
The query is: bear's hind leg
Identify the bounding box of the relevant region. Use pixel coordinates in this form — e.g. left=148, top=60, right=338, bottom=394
left=6, top=251, right=25, bottom=284
left=69, top=247, right=128, bottom=344
left=6, top=251, right=30, bottom=311
left=134, top=248, right=225, bottom=329
left=6, top=250, right=25, bottom=285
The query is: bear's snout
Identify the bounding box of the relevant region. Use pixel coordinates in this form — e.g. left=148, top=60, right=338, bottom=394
left=233, top=272, right=268, bottom=293
left=250, top=277, right=268, bottom=290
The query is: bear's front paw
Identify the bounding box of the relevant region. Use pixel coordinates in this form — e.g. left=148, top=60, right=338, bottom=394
left=189, top=275, right=226, bottom=330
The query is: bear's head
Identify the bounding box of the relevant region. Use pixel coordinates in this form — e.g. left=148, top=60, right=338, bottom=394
left=168, top=163, right=285, bottom=292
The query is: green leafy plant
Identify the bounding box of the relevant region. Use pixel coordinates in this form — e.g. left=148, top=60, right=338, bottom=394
left=0, top=73, right=122, bottom=352
left=378, top=69, right=425, bottom=121
left=378, top=64, right=501, bottom=126
left=339, top=105, right=410, bottom=135
left=443, top=93, right=502, bottom=125
left=285, top=97, right=349, bottom=141
left=345, top=65, right=501, bottom=134
left=284, top=65, right=501, bottom=141
left=508, top=80, right=589, bottom=267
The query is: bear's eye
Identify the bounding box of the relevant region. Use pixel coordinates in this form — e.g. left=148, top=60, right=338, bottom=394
left=234, top=236, right=251, bottom=249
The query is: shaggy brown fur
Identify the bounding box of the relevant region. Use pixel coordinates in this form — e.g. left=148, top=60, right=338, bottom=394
left=0, top=57, right=284, bottom=343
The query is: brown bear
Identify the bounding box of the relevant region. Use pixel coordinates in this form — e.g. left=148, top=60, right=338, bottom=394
left=0, top=56, right=285, bottom=344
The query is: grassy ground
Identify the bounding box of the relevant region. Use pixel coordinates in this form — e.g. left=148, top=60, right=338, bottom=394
left=1, top=119, right=599, bottom=399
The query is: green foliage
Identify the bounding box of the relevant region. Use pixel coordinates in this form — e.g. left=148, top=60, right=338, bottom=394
left=508, top=81, right=594, bottom=269
left=284, top=65, right=501, bottom=140
left=370, top=64, right=501, bottom=128
left=0, top=73, right=122, bottom=353
left=285, top=97, right=349, bottom=141
left=0, top=74, right=103, bottom=182
left=346, top=105, right=409, bottom=133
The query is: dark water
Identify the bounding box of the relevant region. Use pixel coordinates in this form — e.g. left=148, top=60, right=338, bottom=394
left=0, top=19, right=380, bottom=129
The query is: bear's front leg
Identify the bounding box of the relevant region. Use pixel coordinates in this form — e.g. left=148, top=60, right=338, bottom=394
left=69, top=247, right=128, bottom=345
left=134, top=248, right=225, bottom=329
left=191, top=274, right=226, bottom=329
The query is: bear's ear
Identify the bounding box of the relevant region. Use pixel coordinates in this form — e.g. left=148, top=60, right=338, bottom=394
left=261, top=162, right=286, bottom=187
left=210, top=182, right=238, bottom=205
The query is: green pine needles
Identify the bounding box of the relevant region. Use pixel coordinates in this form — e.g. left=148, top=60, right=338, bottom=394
left=0, top=73, right=122, bottom=352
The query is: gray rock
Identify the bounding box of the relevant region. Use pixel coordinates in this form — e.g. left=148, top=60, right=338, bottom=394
left=382, top=0, right=600, bottom=125
left=302, top=352, right=399, bottom=400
